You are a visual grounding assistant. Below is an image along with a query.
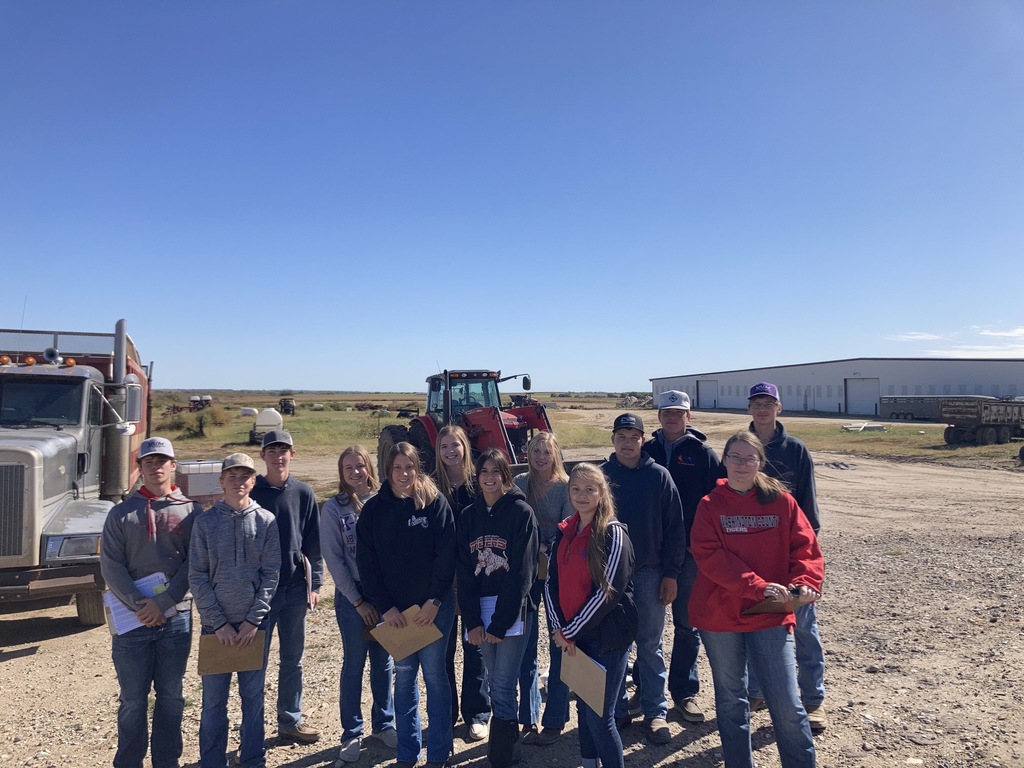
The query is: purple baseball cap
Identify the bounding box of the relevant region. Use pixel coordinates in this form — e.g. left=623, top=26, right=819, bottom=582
left=748, top=382, right=780, bottom=402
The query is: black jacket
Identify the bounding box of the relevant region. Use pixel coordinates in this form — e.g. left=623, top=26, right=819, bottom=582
left=645, top=427, right=725, bottom=539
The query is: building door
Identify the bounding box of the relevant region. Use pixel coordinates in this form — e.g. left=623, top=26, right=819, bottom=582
left=845, top=378, right=880, bottom=415
left=697, top=380, right=719, bottom=409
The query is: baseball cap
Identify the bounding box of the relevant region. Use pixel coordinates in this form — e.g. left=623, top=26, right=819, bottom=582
left=656, top=390, right=691, bottom=411
left=262, top=429, right=293, bottom=448
left=221, top=453, right=257, bottom=474
left=748, top=382, right=780, bottom=402
left=137, top=436, right=174, bottom=460
left=612, top=412, right=645, bottom=434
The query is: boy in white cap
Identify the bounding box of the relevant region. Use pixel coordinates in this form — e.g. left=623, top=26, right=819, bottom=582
left=746, top=382, right=827, bottom=733
left=251, top=429, right=323, bottom=743
left=644, top=391, right=724, bottom=724
left=190, top=452, right=281, bottom=768
left=100, top=436, right=201, bottom=768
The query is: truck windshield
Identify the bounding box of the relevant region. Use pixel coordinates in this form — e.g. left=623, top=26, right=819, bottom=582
left=0, top=377, right=84, bottom=427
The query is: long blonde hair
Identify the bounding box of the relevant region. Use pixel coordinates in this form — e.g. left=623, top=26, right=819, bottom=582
left=524, top=432, right=568, bottom=509
left=569, top=462, right=619, bottom=601
left=433, top=424, right=474, bottom=503
left=385, top=441, right=440, bottom=510
left=722, top=430, right=788, bottom=504
left=337, top=444, right=380, bottom=512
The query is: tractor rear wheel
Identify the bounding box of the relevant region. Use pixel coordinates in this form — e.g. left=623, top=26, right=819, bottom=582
left=377, top=425, right=409, bottom=472
left=408, top=420, right=435, bottom=472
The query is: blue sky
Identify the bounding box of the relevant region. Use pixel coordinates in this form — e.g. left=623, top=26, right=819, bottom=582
left=2, top=2, right=1022, bottom=393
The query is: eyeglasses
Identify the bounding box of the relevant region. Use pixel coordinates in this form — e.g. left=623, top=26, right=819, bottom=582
left=724, top=453, right=760, bottom=466
left=749, top=401, right=778, bottom=411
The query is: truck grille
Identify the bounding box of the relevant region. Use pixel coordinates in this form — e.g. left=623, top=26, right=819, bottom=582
left=0, top=465, right=26, bottom=557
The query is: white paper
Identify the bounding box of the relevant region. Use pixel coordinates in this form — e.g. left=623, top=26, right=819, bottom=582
left=103, top=572, right=177, bottom=635
left=465, top=595, right=524, bottom=639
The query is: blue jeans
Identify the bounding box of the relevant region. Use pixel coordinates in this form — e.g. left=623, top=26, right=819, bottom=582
left=516, top=606, right=542, bottom=726
left=334, top=588, right=395, bottom=741
left=747, top=602, right=825, bottom=707
left=199, top=627, right=269, bottom=768
left=111, top=610, right=192, bottom=768
left=615, top=568, right=668, bottom=719
left=446, top=614, right=490, bottom=725
left=261, top=578, right=308, bottom=729
left=668, top=552, right=701, bottom=702
left=394, top=594, right=455, bottom=764
left=575, top=639, right=628, bottom=768
left=701, top=626, right=816, bottom=768
left=480, top=615, right=530, bottom=722
left=541, top=630, right=571, bottom=730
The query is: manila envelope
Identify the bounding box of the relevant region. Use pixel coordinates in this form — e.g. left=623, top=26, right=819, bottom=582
left=198, top=630, right=266, bottom=676
left=560, top=645, right=607, bottom=717
left=370, top=605, right=442, bottom=662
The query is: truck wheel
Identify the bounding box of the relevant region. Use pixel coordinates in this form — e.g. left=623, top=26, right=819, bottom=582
left=943, top=426, right=956, bottom=445
left=377, top=425, right=409, bottom=472
left=1019, top=444, right=1024, bottom=464
left=996, top=426, right=1011, bottom=444
left=977, top=426, right=996, bottom=446
left=890, top=411, right=899, bottom=420
left=75, top=591, right=106, bottom=626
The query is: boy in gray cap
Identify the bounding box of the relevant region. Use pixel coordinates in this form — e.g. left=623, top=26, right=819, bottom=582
left=101, top=436, right=201, bottom=768
left=251, top=429, right=323, bottom=743
left=190, top=452, right=282, bottom=768
left=601, top=413, right=684, bottom=744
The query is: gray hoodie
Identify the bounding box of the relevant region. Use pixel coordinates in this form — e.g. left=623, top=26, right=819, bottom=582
left=189, top=500, right=281, bottom=630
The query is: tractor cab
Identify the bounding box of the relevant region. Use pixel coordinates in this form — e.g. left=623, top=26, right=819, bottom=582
left=427, top=370, right=505, bottom=425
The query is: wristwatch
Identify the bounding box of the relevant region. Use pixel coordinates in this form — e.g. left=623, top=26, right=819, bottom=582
left=430, top=598, right=442, bottom=607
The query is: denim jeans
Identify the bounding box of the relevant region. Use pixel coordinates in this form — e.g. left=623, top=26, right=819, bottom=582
left=446, top=614, right=490, bottom=725
left=516, top=606, right=542, bottom=726
left=541, top=630, right=571, bottom=730
left=575, top=638, right=628, bottom=768
left=615, top=568, right=668, bottom=719
left=111, top=610, right=192, bottom=768
left=480, top=614, right=530, bottom=722
left=394, top=594, right=455, bottom=764
left=747, top=602, right=825, bottom=707
left=668, top=552, right=701, bottom=702
left=334, top=588, right=395, bottom=741
left=701, top=626, right=816, bottom=768
left=199, top=627, right=269, bottom=768
left=262, top=578, right=308, bottom=729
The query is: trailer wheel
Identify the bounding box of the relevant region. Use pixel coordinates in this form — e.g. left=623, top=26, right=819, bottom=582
left=890, top=411, right=899, bottom=420
left=996, top=426, right=1011, bottom=445
left=75, top=591, right=106, bottom=626
left=977, top=426, right=996, bottom=446
left=1019, top=444, right=1024, bottom=464
left=377, top=425, right=409, bottom=472
left=904, top=412, right=914, bottom=421
left=943, top=426, right=956, bottom=445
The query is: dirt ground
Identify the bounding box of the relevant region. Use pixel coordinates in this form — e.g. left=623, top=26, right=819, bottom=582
left=1, top=411, right=1022, bottom=768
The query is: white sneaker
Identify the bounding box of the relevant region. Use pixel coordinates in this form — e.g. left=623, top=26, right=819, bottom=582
left=337, top=737, right=361, bottom=763
left=467, top=722, right=489, bottom=742
left=369, top=729, right=398, bottom=748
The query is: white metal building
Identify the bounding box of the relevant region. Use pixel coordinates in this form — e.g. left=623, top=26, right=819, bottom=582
left=650, top=358, right=1024, bottom=416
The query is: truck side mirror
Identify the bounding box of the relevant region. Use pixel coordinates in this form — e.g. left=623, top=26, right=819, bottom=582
left=124, top=382, right=143, bottom=424
left=522, top=375, right=531, bottom=391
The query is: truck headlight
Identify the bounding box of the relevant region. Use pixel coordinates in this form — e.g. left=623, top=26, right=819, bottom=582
left=45, top=535, right=101, bottom=561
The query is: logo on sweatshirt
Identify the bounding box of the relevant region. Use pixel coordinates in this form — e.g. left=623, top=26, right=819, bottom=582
left=408, top=515, right=429, bottom=529
left=720, top=514, right=780, bottom=534
left=474, top=547, right=509, bottom=576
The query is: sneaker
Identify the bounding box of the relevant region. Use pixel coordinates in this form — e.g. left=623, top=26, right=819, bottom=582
left=645, top=717, right=671, bottom=745
left=627, top=691, right=642, bottom=717
left=279, top=723, right=321, bottom=744
left=806, top=704, right=828, bottom=734
left=749, top=697, right=766, bottom=712
left=338, top=737, right=361, bottom=763
left=369, top=729, right=399, bottom=748
left=520, top=723, right=537, bottom=737
left=674, top=697, right=705, bottom=723
left=614, top=713, right=633, bottom=731
left=467, top=722, right=489, bottom=742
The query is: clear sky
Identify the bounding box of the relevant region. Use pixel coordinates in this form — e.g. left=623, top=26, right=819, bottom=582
left=2, top=2, right=1022, bottom=393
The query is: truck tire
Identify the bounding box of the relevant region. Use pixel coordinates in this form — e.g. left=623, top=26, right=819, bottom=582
left=377, top=425, right=409, bottom=472
left=996, top=426, right=1011, bottom=444
left=890, top=411, right=899, bottom=420
left=75, top=591, right=106, bottom=626
left=977, top=426, right=996, bottom=446
left=943, top=426, right=956, bottom=445
left=1019, top=444, right=1024, bottom=464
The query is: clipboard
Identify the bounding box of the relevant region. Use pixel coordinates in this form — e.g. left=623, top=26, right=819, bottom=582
left=370, top=605, right=442, bottom=662
left=198, top=631, right=267, bottom=676
left=560, top=645, right=607, bottom=717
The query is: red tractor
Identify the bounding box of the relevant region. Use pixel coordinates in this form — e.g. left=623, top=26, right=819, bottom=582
left=377, top=370, right=552, bottom=472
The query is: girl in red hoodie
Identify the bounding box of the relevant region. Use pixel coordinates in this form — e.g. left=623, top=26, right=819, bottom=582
left=689, top=430, right=823, bottom=768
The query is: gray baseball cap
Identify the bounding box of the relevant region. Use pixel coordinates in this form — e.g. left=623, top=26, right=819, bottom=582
left=137, top=436, right=175, bottom=460
left=262, top=429, right=293, bottom=448
left=656, top=390, right=691, bottom=410
left=221, top=453, right=257, bottom=474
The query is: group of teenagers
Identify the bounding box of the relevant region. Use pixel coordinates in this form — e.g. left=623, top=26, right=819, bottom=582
left=99, top=380, right=825, bottom=768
